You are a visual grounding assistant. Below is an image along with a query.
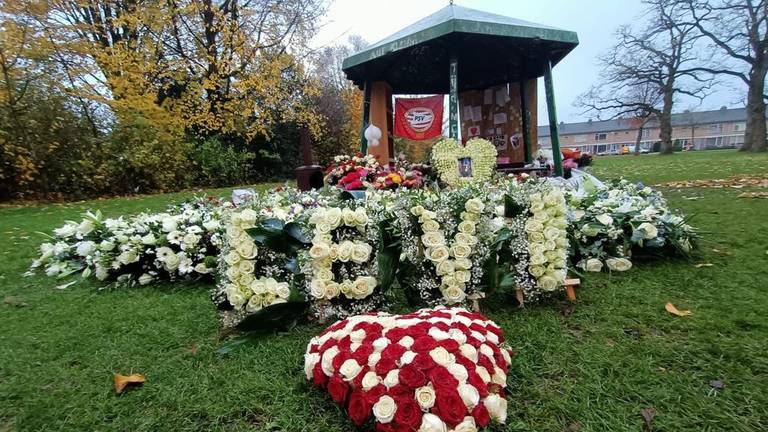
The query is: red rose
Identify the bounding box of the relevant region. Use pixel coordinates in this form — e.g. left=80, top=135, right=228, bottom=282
left=432, top=387, right=467, bottom=427
left=385, top=327, right=407, bottom=342
left=353, top=345, right=374, bottom=365
left=467, top=371, right=489, bottom=398
left=472, top=402, right=490, bottom=427
left=363, top=384, right=386, bottom=405
left=351, top=366, right=369, bottom=389
left=428, top=366, right=458, bottom=392
left=477, top=355, right=494, bottom=374
left=375, top=357, right=397, bottom=376
left=433, top=322, right=450, bottom=332
left=398, top=364, right=427, bottom=389
left=319, top=338, right=336, bottom=352
left=437, top=338, right=460, bottom=353
left=312, top=362, right=328, bottom=387
left=337, top=335, right=352, bottom=351
left=465, top=336, right=482, bottom=348
left=347, top=389, right=371, bottom=426
left=393, top=397, right=422, bottom=430
left=412, top=336, right=437, bottom=353
left=381, top=343, right=406, bottom=362
left=332, top=351, right=351, bottom=372
left=327, top=374, right=349, bottom=404
left=411, top=353, right=436, bottom=373
left=387, top=384, right=412, bottom=399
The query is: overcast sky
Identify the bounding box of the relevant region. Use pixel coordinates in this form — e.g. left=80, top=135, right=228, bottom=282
left=312, top=0, right=743, bottom=125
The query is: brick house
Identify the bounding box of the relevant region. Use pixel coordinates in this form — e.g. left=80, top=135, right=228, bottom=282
left=537, top=107, right=755, bottom=154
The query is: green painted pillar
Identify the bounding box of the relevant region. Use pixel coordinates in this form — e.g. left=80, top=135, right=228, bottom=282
left=449, top=53, right=459, bottom=140
left=544, top=61, right=563, bottom=176
left=520, top=80, right=532, bottom=163
left=359, top=81, right=372, bottom=153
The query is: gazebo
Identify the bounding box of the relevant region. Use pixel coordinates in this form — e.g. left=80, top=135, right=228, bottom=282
left=342, top=3, right=578, bottom=176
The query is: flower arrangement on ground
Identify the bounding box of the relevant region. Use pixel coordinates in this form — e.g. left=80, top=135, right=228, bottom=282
left=32, top=197, right=224, bottom=287
left=325, top=154, right=382, bottom=190
left=299, top=197, right=390, bottom=321
left=567, top=179, right=696, bottom=273
left=304, top=307, right=514, bottom=432
left=389, top=185, right=505, bottom=307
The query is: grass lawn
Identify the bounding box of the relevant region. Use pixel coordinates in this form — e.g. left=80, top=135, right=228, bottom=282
left=1, top=150, right=767, bottom=431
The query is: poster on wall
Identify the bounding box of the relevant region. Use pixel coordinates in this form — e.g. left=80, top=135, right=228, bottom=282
left=394, top=95, right=444, bottom=140
left=459, top=81, right=537, bottom=164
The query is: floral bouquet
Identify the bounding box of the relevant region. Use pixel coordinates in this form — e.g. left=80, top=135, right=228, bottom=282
left=304, top=307, right=513, bottom=431
left=300, top=196, right=392, bottom=321
left=388, top=186, right=505, bottom=307
left=213, top=187, right=325, bottom=328
left=568, top=179, right=696, bottom=273
left=325, top=154, right=381, bottom=191
left=32, top=197, right=224, bottom=287
left=493, top=178, right=570, bottom=301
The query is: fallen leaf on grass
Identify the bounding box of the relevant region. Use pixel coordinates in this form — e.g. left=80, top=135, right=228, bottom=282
left=709, top=379, right=724, bottom=390
left=694, top=262, right=714, bottom=268
left=738, top=191, right=768, bottom=199
left=565, top=422, right=582, bottom=432
left=114, top=373, right=145, bottom=394
left=640, top=408, right=655, bottom=432
left=3, top=296, right=29, bottom=307
left=55, top=281, right=76, bottom=290
left=711, top=248, right=731, bottom=256
left=665, top=302, right=693, bottom=317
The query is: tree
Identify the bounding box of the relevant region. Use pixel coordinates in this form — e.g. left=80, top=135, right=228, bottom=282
left=581, top=0, right=711, bottom=154
left=677, top=0, right=768, bottom=152
left=309, top=36, right=366, bottom=165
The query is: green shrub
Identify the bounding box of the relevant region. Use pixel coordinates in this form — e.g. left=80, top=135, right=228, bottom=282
left=191, top=137, right=254, bottom=187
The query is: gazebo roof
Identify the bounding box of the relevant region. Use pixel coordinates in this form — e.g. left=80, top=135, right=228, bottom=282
left=342, top=4, right=579, bottom=94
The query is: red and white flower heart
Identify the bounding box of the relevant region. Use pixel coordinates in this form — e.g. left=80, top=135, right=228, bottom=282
left=304, top=307, right=514, bottom=431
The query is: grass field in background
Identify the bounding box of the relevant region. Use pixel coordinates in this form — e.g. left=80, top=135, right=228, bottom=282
left=1, top=150, right=767, bottom=431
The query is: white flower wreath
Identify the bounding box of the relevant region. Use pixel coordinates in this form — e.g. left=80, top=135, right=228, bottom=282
left=431, top=138, right=498, bottom=187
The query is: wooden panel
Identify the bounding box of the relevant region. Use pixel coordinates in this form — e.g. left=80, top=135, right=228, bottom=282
left=368, top=81, right=394, bottom=165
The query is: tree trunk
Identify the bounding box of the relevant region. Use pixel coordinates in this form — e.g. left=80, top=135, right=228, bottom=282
left=743, top=65, right=767, bottom=152
left=634, top=123, right=644, bottom=156
left=659, top=95, right=674, bottom=154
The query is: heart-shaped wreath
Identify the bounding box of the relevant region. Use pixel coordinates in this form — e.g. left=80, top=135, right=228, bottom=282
left=431, top=138, right=498, bottom=187
left=304, top=307, right=513, bottom=431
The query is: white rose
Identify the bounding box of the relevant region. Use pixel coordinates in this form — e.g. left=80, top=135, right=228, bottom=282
left=320, top=346, right=339, bottom=376
left=275, top=282, right=290, bottom=299
left=455, top=257, right=472, bottom=270
left=422, top=219, right=441, bottom=232
left=448, top=363, right=469, bottom=383
left=337, top=241, right=354, bottom=262
left=362, top=371, right=381, bottom=390
left=454, top=417, right=478, bottom=432
left=117, top=250, right=139, bottom=265
left=183, top=233, right=200, bottom=246
left=606, top=257, right=633, bottom=272
left=77, top=219, right=95, bottom=235
left=584, top=258, right=603, bottom=272
left=414, top=385, right=436, bottom=410
left=383, top=368, right=400, bottom=388
left=537, top=275, right=559, bottom=292
left=492, top=367, right=508, bottom=386
left=458, top=220, right=476, bottom=235
left=309, top=242, right=330, bottom=259
left=194, top=263, right=209, bottom=274
left=161, top=218, right=178, bottom=232
left=351, top=242, right=373, bottom=264
left=354, top=208, right=368, bottom=226
left=410, top=205, right=425, bottom=216
left=638, top=222, right=658, bottom=239
left=429, top=346, right=455, bottom=366
left=475, top=366, right=491, bottom=383
left=203, top=219, right=220, bottom=231
left=422, top=231, right=446, bottom=248
left=138, top=273, right=153, bottom=285
left=76, top=241, right=96, bottom=257
left=465, top=198, right=485, bottom=214
left=324, top=207, right=342, bottom=228
left=458, top=383, right=480, bottom=408
left=339, top=359, right=363, bottom=381
left=451, top=244, right=472, bottom=259
left=435, top=259, right=455, bottom=276
left=342, top=208, right=356, bottom=226
left=400, top=350, right=417, bottom=365
left=324, top=281, right=340, bottom=299
left=235, top=240, right=257, bottom=259
left=309, top=279, right=326, bottom=299
left=442, top=285, right=466, bottom=304
left=141, top=234, right=156, bottom=245
left=427, top=246, right=450, bottom=263
left=373, top=395, right=397, bottom=424
left=483, top=394, right=508, bottom=424
left=238, top=209, right=258, bottom=227
left=418, top=413, right=447, bottom=432
left=596, top=213, right=614, bottom=226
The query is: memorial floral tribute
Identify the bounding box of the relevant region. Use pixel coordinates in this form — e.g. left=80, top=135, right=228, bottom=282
left=493, top=179, right=570, bottom=300
left=299, top=197, right=390, bottom=321
left=568, top=179, right=697, bottom=273
left=304, top=307, right=514, bottom=431
left=431, top=138, right=498, bottom=187
left=31, top=197, right=224, bottom=286
left=388, top=184, right=505, bottom=307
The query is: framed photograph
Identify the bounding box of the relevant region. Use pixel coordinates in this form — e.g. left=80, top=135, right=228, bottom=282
left=458, top=157, right=474, bottom=178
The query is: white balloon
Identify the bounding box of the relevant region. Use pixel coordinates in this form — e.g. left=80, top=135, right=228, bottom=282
left=364, top=124, right=382, bottom=142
